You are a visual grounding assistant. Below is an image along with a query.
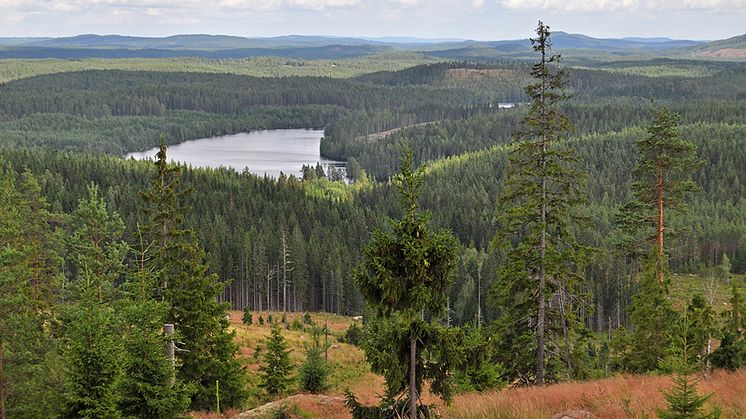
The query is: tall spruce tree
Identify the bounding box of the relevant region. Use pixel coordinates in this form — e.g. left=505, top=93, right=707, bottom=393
left=141, top=144, right=246, bottom=410
left=490, top=21, right=586, bottom=386
left=354, top=141, right=458, bottom=417
left=117, top=225, right=192, bottom=418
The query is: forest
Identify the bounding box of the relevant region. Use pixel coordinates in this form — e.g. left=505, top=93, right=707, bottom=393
left=2, top=22, right=746, bottom=418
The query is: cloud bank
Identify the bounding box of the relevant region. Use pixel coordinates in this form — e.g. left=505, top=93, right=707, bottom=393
left=501, top=0, right=746, bottom=12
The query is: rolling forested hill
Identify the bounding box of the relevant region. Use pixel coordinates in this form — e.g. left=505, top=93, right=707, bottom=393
left=1, top=57, right=745, bottom=330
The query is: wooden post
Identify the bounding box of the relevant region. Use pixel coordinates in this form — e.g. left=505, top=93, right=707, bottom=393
left=164, top=323, right=175, bottom=387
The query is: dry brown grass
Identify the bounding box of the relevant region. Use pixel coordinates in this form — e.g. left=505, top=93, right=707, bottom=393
left=193, top=311, right=746, bottom=418
left=445, top=369, right=746, bottom=419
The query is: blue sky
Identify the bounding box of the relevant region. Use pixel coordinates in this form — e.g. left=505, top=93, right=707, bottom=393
left=1, top=0, right=744, bottom=40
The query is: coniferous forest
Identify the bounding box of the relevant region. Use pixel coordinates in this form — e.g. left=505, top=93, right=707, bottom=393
left=2, top=20, right=746, bottom=418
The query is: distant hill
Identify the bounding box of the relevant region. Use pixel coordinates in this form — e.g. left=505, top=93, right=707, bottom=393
left=688, top=33, right=746, bottom=60
left=0, top=44, right=384, bottom=60
left=0, top=32, right=734, bottom=62
left=11, top=34, right=388, bottom=50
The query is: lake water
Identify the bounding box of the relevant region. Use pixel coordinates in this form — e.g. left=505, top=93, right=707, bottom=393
left=125, top=129, right=344, bottom=179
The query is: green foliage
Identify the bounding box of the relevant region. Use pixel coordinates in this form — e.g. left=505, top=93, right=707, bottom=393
left=452, top=326, right=504, bottom=392
left=657, top=375, right=721, bottom=419
left=243, top=308, right=253, bottom=325
left=141, top=146, right=246, bottom=410
left=339, top=322, right=363, bottom=346
left=259, top=325, right=294, bottom=398
left=624, top=253, right=678, bottom=372
left=61, top=277, right=124, bottom=419
left=303, top=313, right=313, bottom=325
left=299, top=326, right=329, bottom=394
left=259, top=315, right=265, bottom=326
left=117, top=227, right=192, bottom=418
left=354, top=141, right=459, bottom=411
left=490, top=21, right=589, bottom=385
left=710, top=284, right=746, bottom=370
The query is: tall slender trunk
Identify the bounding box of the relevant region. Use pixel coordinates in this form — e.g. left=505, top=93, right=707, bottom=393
left=657, top=164, right=665, bottom=285
left=282, top=233, right=287, bottom=313
left=409, top=334, right=417, bottom=418
left=536, top=43, right=548, bottom=386
left=161, top=170, right=169, bottom=292
left=477, top=265, right=482, bottom=328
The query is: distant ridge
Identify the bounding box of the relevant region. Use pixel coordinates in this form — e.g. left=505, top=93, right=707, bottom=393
left=689, top=33, right=746, bottom=59
left=0, top=32, right=706, bottom=51
left=3, top=32, right=744, bottom=61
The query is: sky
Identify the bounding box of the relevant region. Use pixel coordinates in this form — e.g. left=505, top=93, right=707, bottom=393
left=1, top=0, right=745, bottom=41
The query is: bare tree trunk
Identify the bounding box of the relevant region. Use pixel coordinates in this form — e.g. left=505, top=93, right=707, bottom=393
left=164, top=324, right=175, bottom=387
left=282, top=232, right=287, bottom=313
left=409, top=334, right=417, bottom=418
left=477, top=264, right=482, bottom=328
left=559, top=288, right=572, bottom=380
left=658, top=164, right=665, bottom=285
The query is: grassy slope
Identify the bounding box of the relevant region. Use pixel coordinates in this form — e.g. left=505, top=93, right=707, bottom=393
left=226, top=310, right=383, bottom=412
left=218, top=272, right=745, bottom=418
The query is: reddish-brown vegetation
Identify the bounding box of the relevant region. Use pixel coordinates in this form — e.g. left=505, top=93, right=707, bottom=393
left=446, top=369, right=746, bottom=418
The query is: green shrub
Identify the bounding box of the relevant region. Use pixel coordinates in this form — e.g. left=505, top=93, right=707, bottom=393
left=339, top=322, right=363, bottom=346
left=242, top=308, right=253, bottom=325
left=290, top=318, right=303, bottom=331
left=299, top=326, right=329, bottom=394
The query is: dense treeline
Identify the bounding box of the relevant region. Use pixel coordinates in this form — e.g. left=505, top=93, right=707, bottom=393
left=406, top=123, right=746, bottom=329
left=0, top=153, right=244, bottom=417
left=329, top=99, right=746, bottom=180
left=0, top=106, right=341, bottom=154
left=0, top=147, right=374, bottom=315
left=0, top=69, right=503, bottom=154
left=3, top=119, right=745, bottom=329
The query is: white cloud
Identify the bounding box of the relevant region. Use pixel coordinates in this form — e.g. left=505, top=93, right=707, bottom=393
left=500, top=0, right=746, bottom=12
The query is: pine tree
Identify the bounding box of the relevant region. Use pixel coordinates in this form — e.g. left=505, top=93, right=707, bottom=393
left=490, top=21, right=587, bottom=386
left=259, top=324, right=293, bottom=398
left=141, top=144, right=246, bottom=410
left=620, top=107, right=701, bottom=285
left=299, top=326, right=329, bottom=394
left=354, top=141, right=458, bottom=417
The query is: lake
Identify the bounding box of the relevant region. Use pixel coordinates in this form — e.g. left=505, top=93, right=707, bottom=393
left=125, top=129, right=344, bottom=179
